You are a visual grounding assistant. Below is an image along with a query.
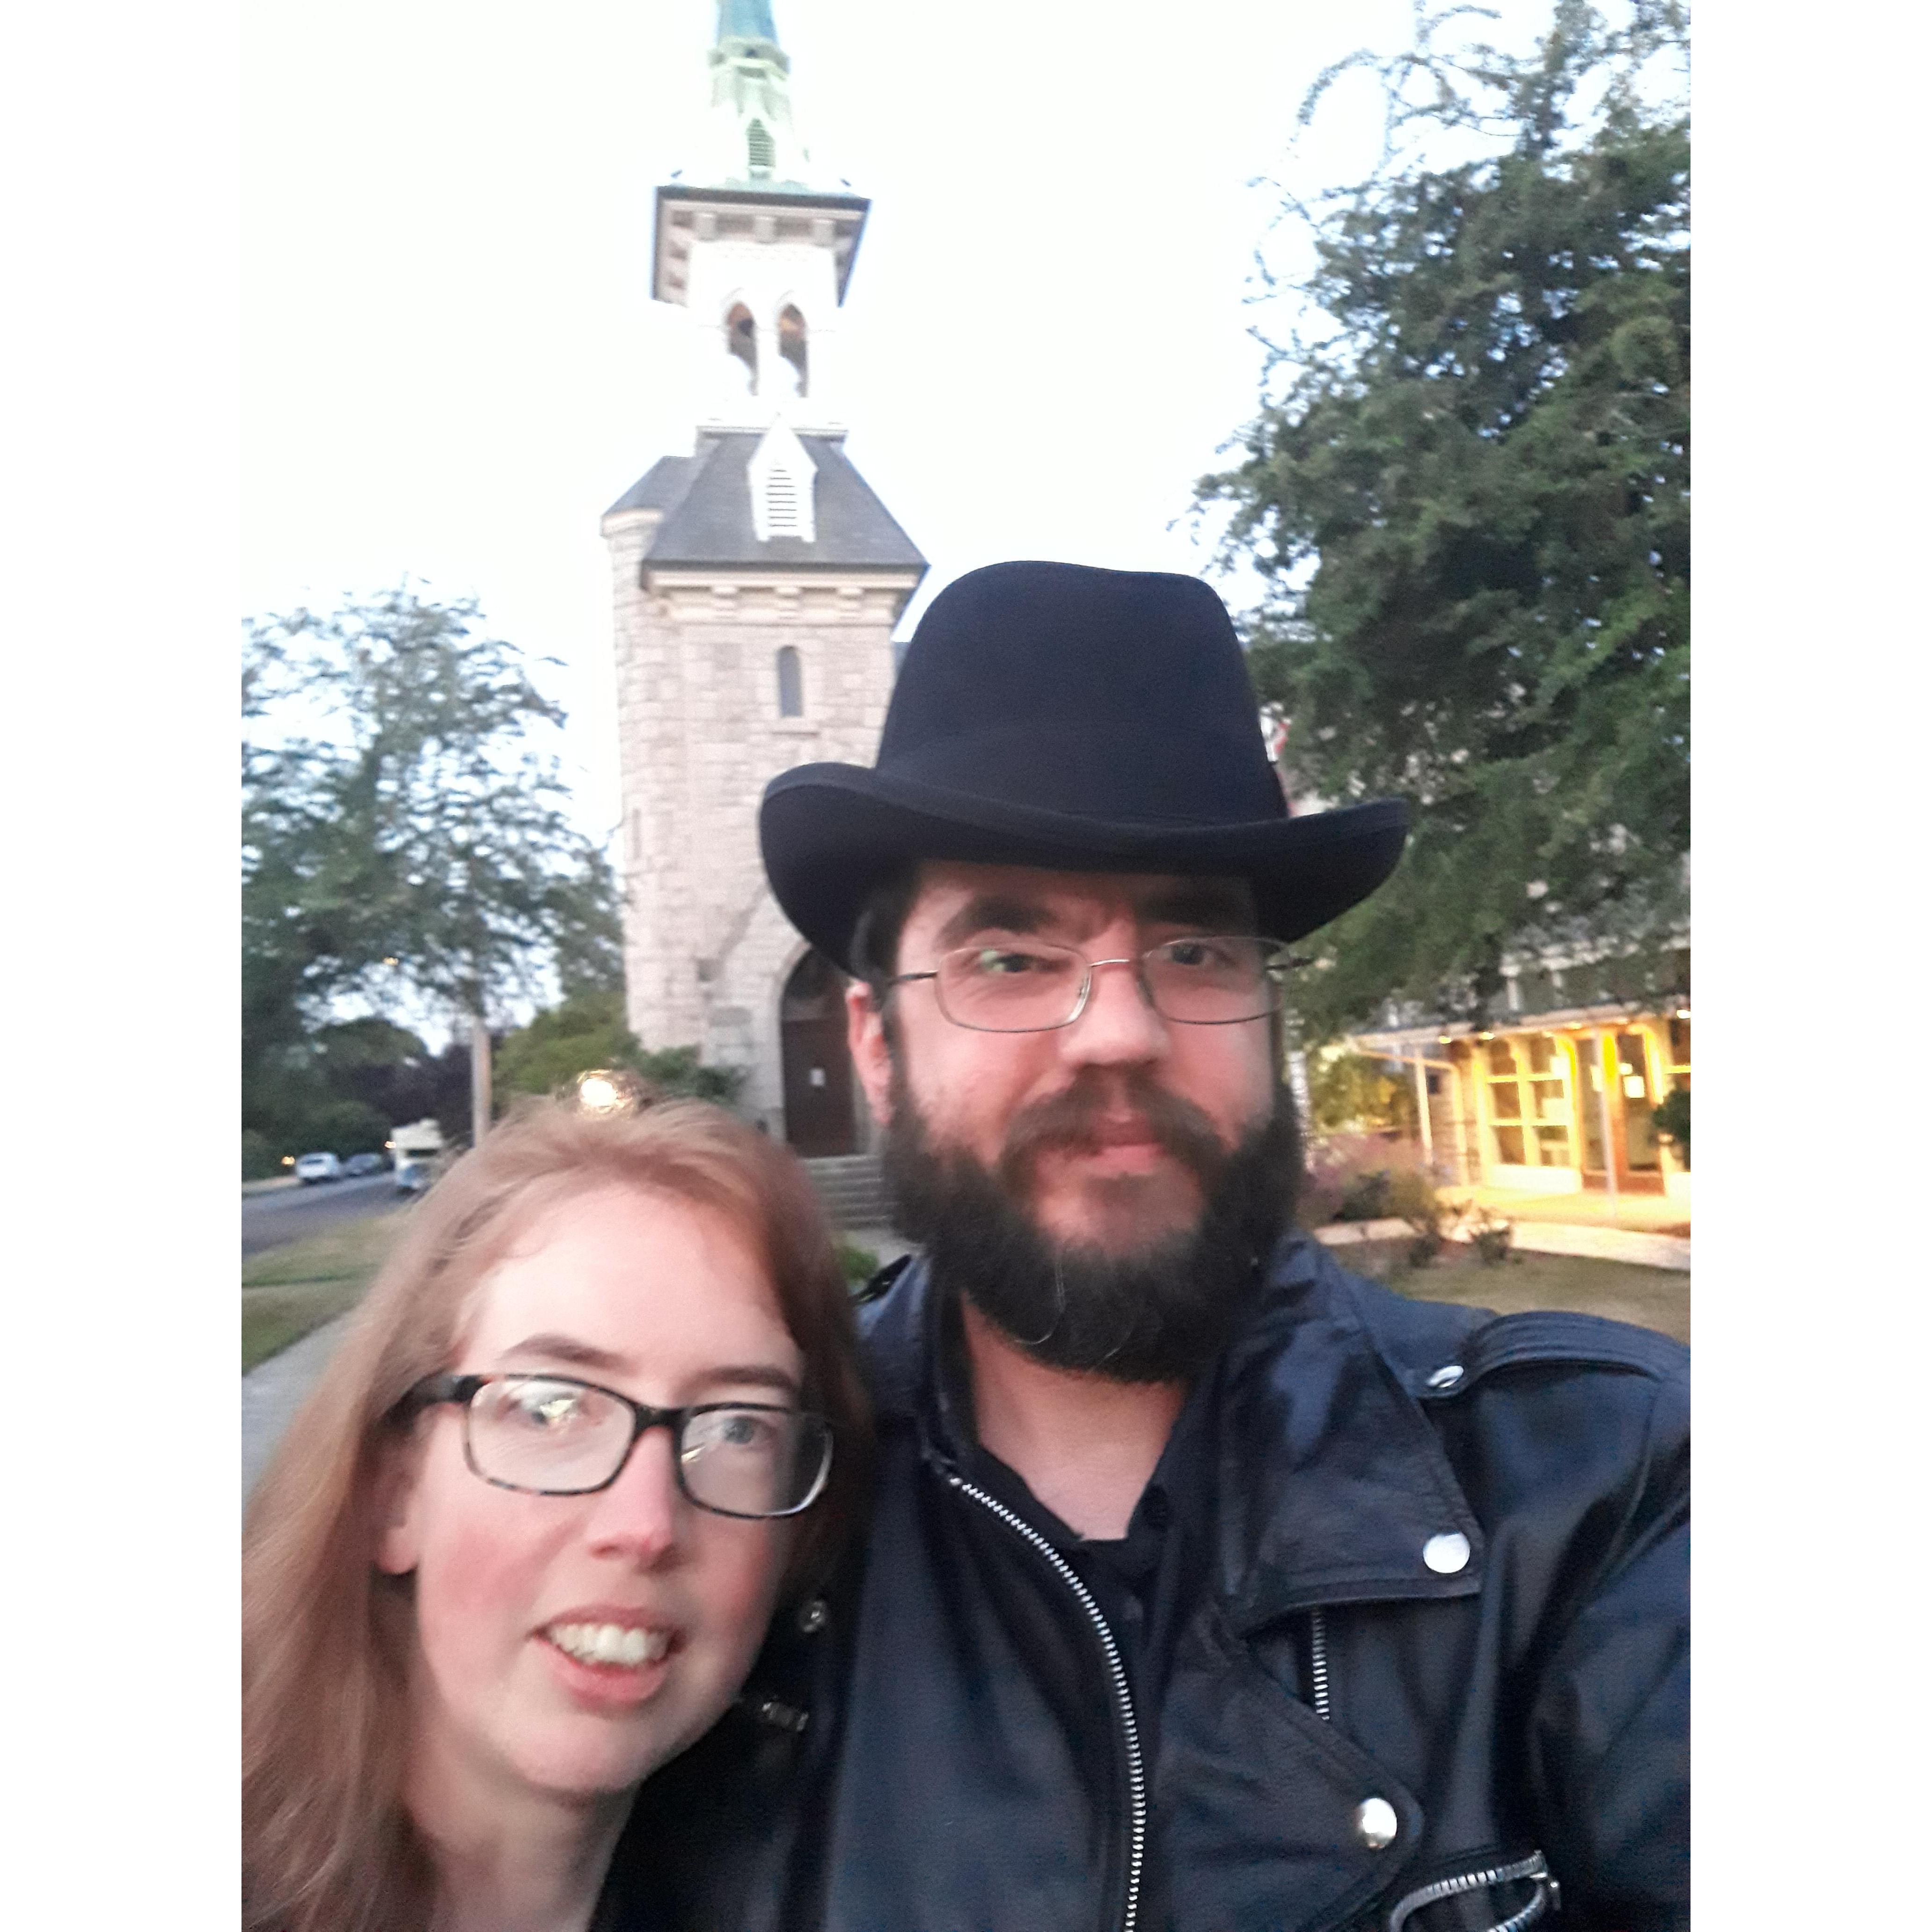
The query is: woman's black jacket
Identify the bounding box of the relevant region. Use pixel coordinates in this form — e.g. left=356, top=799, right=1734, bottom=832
left=622, top=1234, right=1689, bottom=1932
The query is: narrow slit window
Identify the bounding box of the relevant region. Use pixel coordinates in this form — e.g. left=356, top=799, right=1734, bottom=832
left=776, top=646, right=804, bottom=717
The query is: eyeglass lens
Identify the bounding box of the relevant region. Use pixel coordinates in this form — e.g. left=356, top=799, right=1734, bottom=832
left=933, top=937, right=1289, bottom=1032
left=465, top=1377, right=829, bottom=1515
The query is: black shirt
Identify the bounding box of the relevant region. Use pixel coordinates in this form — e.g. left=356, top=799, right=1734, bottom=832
left=934, top=1289, right=1221, bottom=1728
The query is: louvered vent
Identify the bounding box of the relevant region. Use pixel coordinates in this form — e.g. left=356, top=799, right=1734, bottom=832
left=746, top=119, right=775, bottom=174
left=765, top=470, right=802, bottom=537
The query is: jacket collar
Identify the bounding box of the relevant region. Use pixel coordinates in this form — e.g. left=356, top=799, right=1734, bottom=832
left=860, top=1236, right=1486, bottom=1631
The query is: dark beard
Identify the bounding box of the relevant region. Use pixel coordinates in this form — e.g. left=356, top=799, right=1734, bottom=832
left=880, top=1060, right=1301, bottom=1383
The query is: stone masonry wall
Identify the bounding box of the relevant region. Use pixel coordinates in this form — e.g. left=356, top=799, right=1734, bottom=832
left=607, top=551, right=910, bottom=1139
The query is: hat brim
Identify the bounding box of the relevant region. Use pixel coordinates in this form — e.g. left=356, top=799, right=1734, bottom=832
left=761, top=763, right=1410, bottom=973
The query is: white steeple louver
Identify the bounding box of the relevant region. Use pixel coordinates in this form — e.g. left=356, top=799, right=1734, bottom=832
left=748, top=417, right=817, bottom=543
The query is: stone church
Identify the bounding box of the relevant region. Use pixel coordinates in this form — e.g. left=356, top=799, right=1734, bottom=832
left=601, top=0, right=925, bottom=1156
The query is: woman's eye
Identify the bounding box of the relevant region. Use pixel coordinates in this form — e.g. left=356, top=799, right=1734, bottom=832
left=719, top=1412, right=773, bottom=1448
left=512, top=1388, right=586, bottom=1429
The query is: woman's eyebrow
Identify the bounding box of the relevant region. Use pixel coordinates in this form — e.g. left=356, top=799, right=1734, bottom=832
left=497, top=1336, right=800, bottom=1400
left=500, top=1334, right=628, bottom=1373
left=694, top=1364, right=801, bottom=1399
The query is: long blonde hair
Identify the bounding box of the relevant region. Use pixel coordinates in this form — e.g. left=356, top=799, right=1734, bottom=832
left=242, top=1098, right=870, bottom=1932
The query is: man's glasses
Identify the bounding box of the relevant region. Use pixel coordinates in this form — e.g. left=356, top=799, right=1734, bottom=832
left=397, top=1373, right=834, bottom=1519
left=886, top=936, right=1302, bottom=1035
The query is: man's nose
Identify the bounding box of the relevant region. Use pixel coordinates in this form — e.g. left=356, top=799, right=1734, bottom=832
left=583, top=1426, right=684, bottom=1565
left=1060, top=952, right=1169, bottom=1066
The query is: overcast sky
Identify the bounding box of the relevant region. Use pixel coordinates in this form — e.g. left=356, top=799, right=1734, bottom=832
left=242, top=0, right=1565, bottom=840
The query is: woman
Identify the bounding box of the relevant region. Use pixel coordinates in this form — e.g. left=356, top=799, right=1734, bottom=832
left=243, top=1097, right=869, bottom=1932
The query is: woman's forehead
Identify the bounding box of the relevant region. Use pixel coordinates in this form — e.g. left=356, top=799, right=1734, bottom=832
left=457, top=1184, right=797, bottom=1376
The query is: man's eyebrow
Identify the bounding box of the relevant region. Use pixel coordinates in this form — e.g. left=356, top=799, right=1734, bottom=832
left=932, top=894, right=1052, bottom=950
left=1136, top=880, right=1256, bottom=929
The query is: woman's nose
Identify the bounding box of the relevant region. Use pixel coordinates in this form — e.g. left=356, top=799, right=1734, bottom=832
left=583, top=1425, right=684, bottom=1564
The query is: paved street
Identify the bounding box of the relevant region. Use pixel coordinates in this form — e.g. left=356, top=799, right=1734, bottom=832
left=243, top=1172, right=405, bottom=1257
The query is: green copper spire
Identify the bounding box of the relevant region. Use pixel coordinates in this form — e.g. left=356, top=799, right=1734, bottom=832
left=703, top=0, right=813, bottom=188
left=716, top=0, right=778, bottom=43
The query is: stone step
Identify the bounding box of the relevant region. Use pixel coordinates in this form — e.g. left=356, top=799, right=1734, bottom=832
left=800, top=1153, right=890, bottom=1229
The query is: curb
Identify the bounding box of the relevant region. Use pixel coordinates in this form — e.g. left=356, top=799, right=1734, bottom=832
left=1314, top=1218, right=1690, bottom=1273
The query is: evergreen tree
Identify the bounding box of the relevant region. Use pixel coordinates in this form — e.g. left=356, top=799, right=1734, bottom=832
left=1199, top=1, right=1689, bottom=1038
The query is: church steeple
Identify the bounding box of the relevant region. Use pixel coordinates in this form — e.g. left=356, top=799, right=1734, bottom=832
left=650, top=1, right=871, bottom=436
left=702, top=0, right=812, bottom=190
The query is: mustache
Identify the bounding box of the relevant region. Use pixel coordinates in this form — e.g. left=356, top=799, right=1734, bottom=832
left=995, top=1073, right=1230, bottom=1197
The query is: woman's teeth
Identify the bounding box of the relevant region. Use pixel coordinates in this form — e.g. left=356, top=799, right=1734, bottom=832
left=546, top=1622, right=669, bottom=1668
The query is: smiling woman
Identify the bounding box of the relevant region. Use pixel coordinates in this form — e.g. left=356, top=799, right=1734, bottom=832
left=241, top=1098, right=868, bottom=1932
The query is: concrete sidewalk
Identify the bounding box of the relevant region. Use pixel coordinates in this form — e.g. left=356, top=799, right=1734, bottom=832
left=242, top=1312, right=355, bottom=1500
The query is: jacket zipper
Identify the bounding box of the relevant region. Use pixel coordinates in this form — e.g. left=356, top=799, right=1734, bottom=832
left=1384, top=1851, right=1554, bottom=1932
left=945, top=1472, right=1148, bottom=1932
left=1308, top=1605, right=1332, bottom=1722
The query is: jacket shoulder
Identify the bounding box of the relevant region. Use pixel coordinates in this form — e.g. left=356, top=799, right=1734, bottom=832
left=1285, top=1234, right=1688, bottom=1403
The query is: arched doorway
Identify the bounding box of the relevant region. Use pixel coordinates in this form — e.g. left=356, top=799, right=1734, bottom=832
left=779, top=951, right=857, bottom=1156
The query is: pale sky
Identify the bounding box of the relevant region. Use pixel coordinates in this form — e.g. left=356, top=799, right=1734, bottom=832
left=242, top=0, right=1565, bottom=843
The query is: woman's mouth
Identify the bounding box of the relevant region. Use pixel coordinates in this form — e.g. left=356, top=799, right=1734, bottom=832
left=542, top=1621, right=673, bottom=1669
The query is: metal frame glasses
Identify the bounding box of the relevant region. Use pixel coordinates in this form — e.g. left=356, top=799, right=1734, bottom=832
left=886, top=934, right=1303, bottom=1035
left=397, top=1372, right=834, bottom=1519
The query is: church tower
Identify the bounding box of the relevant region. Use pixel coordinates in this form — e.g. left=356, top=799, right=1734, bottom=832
left=602, top=0, right=925, bottom=1154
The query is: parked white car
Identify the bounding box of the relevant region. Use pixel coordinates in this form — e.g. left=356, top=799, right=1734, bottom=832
left=293, top=1151, right=342, bottom=1185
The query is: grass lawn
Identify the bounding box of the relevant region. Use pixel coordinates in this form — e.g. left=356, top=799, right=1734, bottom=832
left=1333, top=1239, right=1689, bottom=1346
left=242, top=1213, right=405, bottom=1371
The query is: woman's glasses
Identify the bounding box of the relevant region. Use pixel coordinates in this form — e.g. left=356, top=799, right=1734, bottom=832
left=398, top=1373, right=833, bottom=1519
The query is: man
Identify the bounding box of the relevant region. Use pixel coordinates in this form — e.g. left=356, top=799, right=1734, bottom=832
left=636, top=561, right=1688, bottom=1932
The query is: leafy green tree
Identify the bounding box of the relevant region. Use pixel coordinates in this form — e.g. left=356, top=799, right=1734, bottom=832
left=495, top=991, right=744, bottom=1109
left=1306, top=1048, right=1420, bottom=1138
left=1199, top=0, right=1689, bottom=1039
left=243, top=585, right=623, bottom=1140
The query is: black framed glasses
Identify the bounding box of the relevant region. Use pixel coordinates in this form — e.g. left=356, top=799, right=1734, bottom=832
left=886, top=935, right=1303, bottom=1035
left=398, top=1373, right=833, bottom=1519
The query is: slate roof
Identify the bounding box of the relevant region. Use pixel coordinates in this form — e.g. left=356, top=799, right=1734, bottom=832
left=605, top=434, right=926, bottom=574
left=604, top=455, right=695, bottom=518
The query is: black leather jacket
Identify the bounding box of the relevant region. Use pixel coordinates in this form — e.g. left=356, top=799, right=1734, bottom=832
left=624, top=1235, right=1689, bottom=1932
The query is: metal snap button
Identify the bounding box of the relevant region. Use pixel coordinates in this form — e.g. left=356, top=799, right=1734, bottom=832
left=1423, top=1531, right=1471, bottom=1574
left=1354, top=1796, right=1398, bottom=1850
left=796, top=1595, right=829, bottom=1635
left=1425, top=1363, right=1465, bottom=1390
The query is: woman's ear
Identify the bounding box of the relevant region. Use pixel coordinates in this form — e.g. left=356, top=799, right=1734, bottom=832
left=373, top=1433, right=425, bottom=1576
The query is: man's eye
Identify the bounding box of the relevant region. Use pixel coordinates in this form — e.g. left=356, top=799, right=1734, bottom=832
left=972, top=947, right=1047, bottom=976
left=1164, top=937, right=1251, bottom=972
left=1164, top=939, right=1220, bottom=968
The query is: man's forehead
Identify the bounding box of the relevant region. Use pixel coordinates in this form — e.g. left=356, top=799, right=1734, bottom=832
left=906, top=861, right=1255, bottom=930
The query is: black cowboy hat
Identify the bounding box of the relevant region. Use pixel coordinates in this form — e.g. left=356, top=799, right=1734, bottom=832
left=760, top=560, right=1408, bottom=972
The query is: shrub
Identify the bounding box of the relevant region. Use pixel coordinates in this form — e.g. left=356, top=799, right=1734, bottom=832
left=241, top=1129, right=279, bottom=1181
left=837, top=1240, right=882, bottom=1288
left=1300, top=1131, right=1406, bottom=1228
left=1652, top=1086, right=1690, bottom=1168
left=1462, top=1204, right=1515, bottom=1266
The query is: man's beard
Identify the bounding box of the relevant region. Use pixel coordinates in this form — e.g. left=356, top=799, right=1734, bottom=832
left=880, top=1059, right=1301, bottom=1383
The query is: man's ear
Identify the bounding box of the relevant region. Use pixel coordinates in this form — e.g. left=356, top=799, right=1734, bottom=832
left=373, top=1433, right=425, bottom=1577
left=847, top=981, right=894, bottom=1126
